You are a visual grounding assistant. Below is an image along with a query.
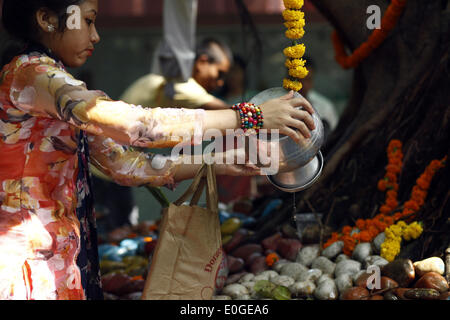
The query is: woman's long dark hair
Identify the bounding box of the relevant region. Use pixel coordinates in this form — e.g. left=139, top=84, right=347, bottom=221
left=1, top=0, right=83, bottom=66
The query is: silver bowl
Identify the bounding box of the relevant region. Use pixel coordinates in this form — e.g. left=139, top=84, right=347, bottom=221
left=249, top=87, right=325, bottom=193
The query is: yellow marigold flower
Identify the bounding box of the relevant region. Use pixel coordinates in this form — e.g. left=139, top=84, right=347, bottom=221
left=283, top=78, right=303, bottom=91
left=283, top=0, right=304, bottom=10
left=285, top=27, right=305, bottom=40
left=285, top=58, right=306, bottom=69
left=282, top=9, right=304, bottom=21
left=284, top=19, right=306, bottom=29
left=283, top=44, right=306, bottom=59
left=289, top=66, right=309, bottom=79
left=397, top=221, right=407, bottom=228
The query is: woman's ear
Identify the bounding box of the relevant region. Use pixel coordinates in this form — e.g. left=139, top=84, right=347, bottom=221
left=35, top=8, right=59, bottom=33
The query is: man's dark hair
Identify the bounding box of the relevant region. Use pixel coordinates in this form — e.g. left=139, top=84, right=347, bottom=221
left=195, top=37, right=233, bottom=65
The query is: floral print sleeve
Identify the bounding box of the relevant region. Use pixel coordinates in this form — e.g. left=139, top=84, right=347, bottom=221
left=8, top=54, right=206, bottom=148
left=87, top=134, right=181, bottom=189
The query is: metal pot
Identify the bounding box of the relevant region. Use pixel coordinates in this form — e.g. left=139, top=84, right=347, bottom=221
left=249, top=87, right=325, bottom=193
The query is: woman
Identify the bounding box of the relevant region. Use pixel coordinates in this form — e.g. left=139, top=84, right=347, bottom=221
left=0, top=0, right=316, bottom=300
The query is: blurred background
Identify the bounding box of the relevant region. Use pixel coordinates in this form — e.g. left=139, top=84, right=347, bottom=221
left=0, top=0, right=352, bottom=223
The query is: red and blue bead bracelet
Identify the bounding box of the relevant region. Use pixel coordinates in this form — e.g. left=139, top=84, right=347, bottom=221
left=231, top=102, right=264, bottom=133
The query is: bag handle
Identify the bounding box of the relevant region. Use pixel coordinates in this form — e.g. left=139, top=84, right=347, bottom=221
left=173, top=163, right=218, bottom=213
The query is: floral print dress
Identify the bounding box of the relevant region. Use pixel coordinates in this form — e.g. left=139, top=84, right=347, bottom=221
left=0, top=51, right=205, bottom=300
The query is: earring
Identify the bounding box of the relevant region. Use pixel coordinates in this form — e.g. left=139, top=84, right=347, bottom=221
left=48, top=25, right=55, bottom=32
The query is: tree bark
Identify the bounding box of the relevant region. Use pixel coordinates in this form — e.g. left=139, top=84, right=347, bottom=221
left=290, top=0, right=450, bottom=258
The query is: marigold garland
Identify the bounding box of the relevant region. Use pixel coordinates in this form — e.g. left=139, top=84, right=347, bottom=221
left=323, top=139, right=447, bottom=257
left=332, top=0, right=408, bottom=69
left=380, top=220, right=423, bottom=262
left=282, top=0, right=308, bottom=92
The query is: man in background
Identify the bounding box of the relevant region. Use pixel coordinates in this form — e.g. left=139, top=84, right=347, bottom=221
left=121, top=37, right=232, bottom=110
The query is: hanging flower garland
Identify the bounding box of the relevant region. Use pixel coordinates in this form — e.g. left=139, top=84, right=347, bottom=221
left=282, top=0, right=308, bottom=92
left=323, top=139, right=447, bottom=256
left=331, top=0, right=408, bottom=69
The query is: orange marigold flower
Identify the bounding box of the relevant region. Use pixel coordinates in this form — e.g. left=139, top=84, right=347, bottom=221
left=380, top=205, right=393, bottom=214
left=385, top=197, right=398, bottom=210
left=384, top=216, right=394, bottom=226
left=416, top=176, right=431, bottom=189
left=388, top=157, right=402, bottom=167
left=355, top=219, right=366, bottom=230
left=377, top=179, right=387, bottom=191
left=393, top=212, right=403, bottom=220
left=385, top=172, right=397, bottom=183
left=266, top=253, right=280, bottom=267
left=386, top=190, right=398, bottom=199
left=387, top=140, right=402, bottom=153
left=386, top=164, right=402, bottom=174
left=359, top=230, right=372, bottom=242
left=404, top=200, right=420, bottom=211
left=342, top=226, right=352, bottom=235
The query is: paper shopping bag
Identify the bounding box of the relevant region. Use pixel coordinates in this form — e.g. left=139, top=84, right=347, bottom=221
left=141, top=164, right=225, bottom=300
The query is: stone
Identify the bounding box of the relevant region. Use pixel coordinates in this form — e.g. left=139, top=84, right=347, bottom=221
left=296, top=268, right=323, bottom=283
left=393, top=288, right=411, bottom=300
left=372, top=232, right=386, bottom=254
left=231, top=244, right=263, bottom=260
left=316, top=274, right=333, bottom=286
left=235, top=294, right=251, bottom=300
left=335, top=259, right=362, bottom=278
left=355, top=271, right=371, bottom=288
left=222, top=284, right=249, bottom=299
left=335, top=254, right=350, bottom=264
left=380, top=276, right=398, bottom=290
left=240, top=281, right=256, bottom=292
left=314, top=279, right=338, bottom=300
left=296, top=244, right=320, bottom=267
left=250, top=256, right=269, bottom=275
left=277, top=238, right=303, bottom=261
left=413, top=257, right=445, bottom=277
left=227, top=255, right=245, bottom=274
left=353, top=270, right=367, bottom=284
left=261, top=232, right=283, bottom=251
left=212, top=295, right=232, bottom=300
left=271, top=275, right=295, bottom=288
left=272, top=259, right=290, bottom=273
left=335, top=273, right=353, bottom=294
left=311, top=256, right=336, bottom=275
left=225, top=271, right=248, bottom=285
left=321, top=241, right=344, bottom=260
left=404, top=288, right=441, bottom=300
left=340, top=287, right=369, bottom=300
left=364, top=255, right=389, bottom=269
left=414, top=272, right=449, bottom=293
left=352, top=242, right=372, bottom=263
left=280, top=262, right=309, bottom=280
left=238, top=273, right=255, bottom=283
left=255, top=270, right=279, bottom=282
left=381, top=258, right=415, bottom=287
left=289, top=281, right=316, bottom=297
left=384, top=291, right=399, bottom=300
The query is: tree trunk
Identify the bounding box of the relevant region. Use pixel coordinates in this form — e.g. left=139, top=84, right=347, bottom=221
left=288, top=0, right=450, bottom=259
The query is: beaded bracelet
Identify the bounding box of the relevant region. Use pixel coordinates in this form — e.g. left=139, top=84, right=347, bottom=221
left=231, top=102, right=264, bottom=134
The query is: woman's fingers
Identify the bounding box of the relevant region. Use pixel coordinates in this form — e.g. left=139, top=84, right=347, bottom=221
left=291, top=108, right=316, bottom=131
left=285, top=118, right=312, bottom=139
left=279, top=90, right=295, bottom=100
left=289, top=97, right=315, bottom=115
left=281, top=126, right=303, bottom=145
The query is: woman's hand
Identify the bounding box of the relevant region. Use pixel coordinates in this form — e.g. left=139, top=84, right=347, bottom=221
left=259, top=90, right=316, bottom=144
